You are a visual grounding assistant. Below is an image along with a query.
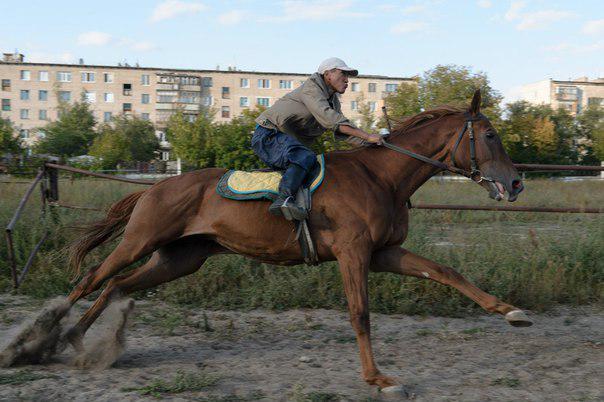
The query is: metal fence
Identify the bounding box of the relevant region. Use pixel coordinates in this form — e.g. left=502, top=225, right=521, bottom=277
left=3, top=161, right=603, bottom=288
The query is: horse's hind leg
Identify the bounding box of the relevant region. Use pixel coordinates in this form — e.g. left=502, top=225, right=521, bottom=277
left=65, top=236, right=216, bottom=353
left=370, top=246, right=532, bottom=327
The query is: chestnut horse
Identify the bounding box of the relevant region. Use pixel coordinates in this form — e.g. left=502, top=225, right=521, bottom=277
left=4, top=90, right=532, bottom=388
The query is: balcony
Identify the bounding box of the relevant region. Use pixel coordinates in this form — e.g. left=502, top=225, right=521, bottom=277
left=555, top=92, right=578, bottom=101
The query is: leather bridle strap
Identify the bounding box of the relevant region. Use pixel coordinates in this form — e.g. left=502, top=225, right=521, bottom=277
left=382, top=114, right=495, bottom=183
left=381, top=140, right=472, bottom=179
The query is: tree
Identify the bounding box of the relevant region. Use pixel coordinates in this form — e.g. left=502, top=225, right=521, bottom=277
left=355, top=94, right=377, bottom=133
left=34, top=97, right=96, bottom=156
left=530, top=117, right=557, bottom=159
left=89, top=115, right=158, bottom=169
left=383, top=65, right=503, bottom=130
left=165, top=111, right=215, bottom=168
left=576, top=104, right=604, bottom=162
left=0, top=117, right=21, bottom=155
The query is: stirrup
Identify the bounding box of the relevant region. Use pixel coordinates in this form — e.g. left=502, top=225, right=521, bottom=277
left=280, top=196, right=308, bottom=221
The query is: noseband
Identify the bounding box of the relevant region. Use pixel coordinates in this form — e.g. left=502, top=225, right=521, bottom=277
left=382, top=113, right=495, bottom=183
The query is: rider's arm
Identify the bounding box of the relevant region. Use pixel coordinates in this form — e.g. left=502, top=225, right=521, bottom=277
left=337, top=125, right=383, bottom=144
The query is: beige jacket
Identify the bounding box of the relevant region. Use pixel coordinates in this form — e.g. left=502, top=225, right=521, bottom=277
left=255, top=72, right=355, bottom=147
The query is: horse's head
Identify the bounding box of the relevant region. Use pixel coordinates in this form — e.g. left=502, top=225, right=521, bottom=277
left=449, top=90, right=524, bottom=202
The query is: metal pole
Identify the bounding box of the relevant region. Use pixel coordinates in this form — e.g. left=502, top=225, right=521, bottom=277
left=412, top=203, right=602, bottom=214
left=16, top=231, right=49, bottom=287
left=44, top=162, right=155, bottom=185
left=513, top=163, right=604, bottom=172
left=5, top=169, right=45, bottom=288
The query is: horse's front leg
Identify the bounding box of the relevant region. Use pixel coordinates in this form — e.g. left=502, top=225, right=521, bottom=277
left=370, top=246, right=532, bottom=326
left=336, top=249, right=397, bottom=388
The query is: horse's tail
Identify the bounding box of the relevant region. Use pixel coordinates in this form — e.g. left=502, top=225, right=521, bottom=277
left=69, top=190, right=146, bottom=277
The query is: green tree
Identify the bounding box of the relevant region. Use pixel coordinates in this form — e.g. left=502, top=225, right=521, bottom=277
left=165, top=111, right=215, bottom=168
left=89, top=115, right=158, bottom=169
left=0, top=117, right=21, bottom=155
left=576, top=104, right=604, bottom=162
left=355, top=94, right=377, bottom=133
left=34, top=97, right=96, bottom=156
left=383, top=65, right=502, bottom=130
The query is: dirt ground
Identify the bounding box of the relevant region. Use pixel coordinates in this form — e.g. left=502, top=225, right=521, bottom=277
left=0, top=295, right=602, bottom=402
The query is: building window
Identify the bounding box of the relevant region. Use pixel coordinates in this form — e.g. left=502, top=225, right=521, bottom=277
left=222, top=86, right=230, bottom=99
left=257, top=79, right=270, bottom=89
left=351, top=101, right=358, bottom=110
left=39, top=90, right=48, bottom=101
left=123, top=83, right=132, bottom=96
left=202, top=77, right=213, bottom=87
left=158, top=95, right=175, bottom=103
left=588, top=97, right=603, bottom=106
left=123, top=103, right=132, bottom=112
left=39, top=109, right=48, bottom=120
left=1, top=79, right=10, bottom=91
left=351, top=83, right=360, bottom=92
left=141, top=93, right=150, bottom=104
left=240, top=78, right=249, bottom=88
left=103, top=112, right=112, bottom=122
left=19, top=129, right=29, bottom=139
left=368, top=83, right=377, bottom=92
left=141, top=74, right=150, bottom=85
left=240, top=97, right=249, bottom=107
left=58, top=91, right=71, bottom=102
left=20, top=109, right=29, bottom=119
left=38, top=71, right=49, bottom=82
left=20, top=70, right=31, bottom=81
left=104, top=92, right=114, bottom=103
left=56, top=71, right=72, bottom=82
left=279, top=80, right=292, bottom=89
left=84, top=91, right=96, bottom=103
left=256, top=97, right=270, bottom=107
left=20, top=90, right=30, bottom=101
left=141, top=113, right=150, bottom=121
left=221, top=106, right=230, bottom=118
left=385, top=84, right=398, bottom=92
left=81, top=72, right=95, bottom=83
left=369, top=101, right=377, bottom=112
left=104, top=73, right=114, bottom=83
left=1, top=99, right=10, bottom=111
left=202, top=96, right=213, bottom=106
left=160, top=151, right=169, bottom=161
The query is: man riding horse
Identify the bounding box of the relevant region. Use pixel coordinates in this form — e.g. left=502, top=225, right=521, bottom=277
left=252, top=57, right=384, bottom=221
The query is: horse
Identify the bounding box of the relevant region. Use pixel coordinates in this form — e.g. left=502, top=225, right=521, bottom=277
left=1, top=90, right=531, bottom=390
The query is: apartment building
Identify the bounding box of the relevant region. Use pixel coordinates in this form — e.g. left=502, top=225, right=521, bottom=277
left=0, top=52, right=414, bottom=157
left=519, top=77, right=604, bottom=115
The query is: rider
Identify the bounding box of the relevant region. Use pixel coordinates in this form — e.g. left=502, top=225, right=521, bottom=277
left=252, top=57, right=383, bottom=221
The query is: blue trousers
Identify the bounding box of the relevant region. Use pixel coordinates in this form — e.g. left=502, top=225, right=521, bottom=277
left=251, top=125, right=317, bottom=197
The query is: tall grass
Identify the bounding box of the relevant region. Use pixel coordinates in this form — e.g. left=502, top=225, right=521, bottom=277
left=1, top=177, right=602, bottom=315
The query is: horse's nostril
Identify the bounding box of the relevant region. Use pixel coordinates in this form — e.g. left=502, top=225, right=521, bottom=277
left=512, top=180, right=522, bottom=191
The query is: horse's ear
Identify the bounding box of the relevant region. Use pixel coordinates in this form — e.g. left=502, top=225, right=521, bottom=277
left=469, top=89, right=481, bottom=116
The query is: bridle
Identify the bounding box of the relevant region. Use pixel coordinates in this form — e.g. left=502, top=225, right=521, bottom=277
left=381, top=112, right=496, bottom=184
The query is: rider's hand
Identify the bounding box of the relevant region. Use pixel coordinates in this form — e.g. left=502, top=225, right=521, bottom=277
left=366, top=133, right=384, bottom=145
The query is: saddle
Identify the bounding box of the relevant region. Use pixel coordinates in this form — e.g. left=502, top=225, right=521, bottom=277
left=216, top=155, right=325, bottom=265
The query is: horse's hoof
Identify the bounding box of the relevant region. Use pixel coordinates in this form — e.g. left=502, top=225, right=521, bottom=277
left=505, top=310, right=533, bottom=327
left=381, top=385, right=409, bottom=398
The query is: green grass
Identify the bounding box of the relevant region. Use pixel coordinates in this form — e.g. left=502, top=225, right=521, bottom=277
left=0, top=370, right=56, bottom=385
left=122, top=370, right=220, bottom=397
left=1, top=177, right=602, bottom=316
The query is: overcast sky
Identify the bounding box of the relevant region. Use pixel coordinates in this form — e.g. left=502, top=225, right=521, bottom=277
left=1, top=0, right=602, bottom=104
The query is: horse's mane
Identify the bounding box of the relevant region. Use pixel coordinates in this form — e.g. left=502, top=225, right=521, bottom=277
left=389, top=105, right=465, bottom=137
left=337, top=105, right=465, bottom=151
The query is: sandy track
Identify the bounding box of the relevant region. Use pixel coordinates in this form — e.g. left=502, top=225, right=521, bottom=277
left=0, top=296, right=602, bottom=401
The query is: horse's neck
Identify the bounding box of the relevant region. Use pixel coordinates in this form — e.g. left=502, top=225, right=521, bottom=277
left=357, top=115, right=460, bottom=203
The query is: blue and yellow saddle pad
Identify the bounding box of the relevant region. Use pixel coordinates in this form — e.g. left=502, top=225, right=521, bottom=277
left=216, top=155, right=325, bottom=201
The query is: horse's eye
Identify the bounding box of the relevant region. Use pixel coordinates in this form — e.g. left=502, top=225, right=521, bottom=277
left=486, top=131, right=495, bottom=138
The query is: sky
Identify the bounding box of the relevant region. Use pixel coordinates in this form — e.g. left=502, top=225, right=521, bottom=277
left=1, top=0, right=602, bottom=104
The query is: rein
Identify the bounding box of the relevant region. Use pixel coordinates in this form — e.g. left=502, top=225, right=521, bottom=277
left=381, top=113, right=495, bottom=184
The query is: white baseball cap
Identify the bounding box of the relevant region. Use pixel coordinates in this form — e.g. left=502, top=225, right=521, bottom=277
left=317, top=57, right=358, bottom=77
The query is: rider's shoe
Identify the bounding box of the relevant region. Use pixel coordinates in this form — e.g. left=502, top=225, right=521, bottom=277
left=269, top=195, right=308, bottom=221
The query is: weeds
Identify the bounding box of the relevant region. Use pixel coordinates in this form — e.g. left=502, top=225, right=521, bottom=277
left=491, top=377, right=521, bottom=388
left=0, top=370, right=56, bottom=385
left=122, top=370, right=219, bottom=397
left=2, top=179, right=602, bottom=316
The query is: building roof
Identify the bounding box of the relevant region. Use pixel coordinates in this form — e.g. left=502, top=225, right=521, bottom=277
left=0, top=61, right=414, bottom=81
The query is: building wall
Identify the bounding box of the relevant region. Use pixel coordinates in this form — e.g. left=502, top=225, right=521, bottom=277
left=0, top=59, right=414, bottom=148
left=519, top=78, right=604, bottom=115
